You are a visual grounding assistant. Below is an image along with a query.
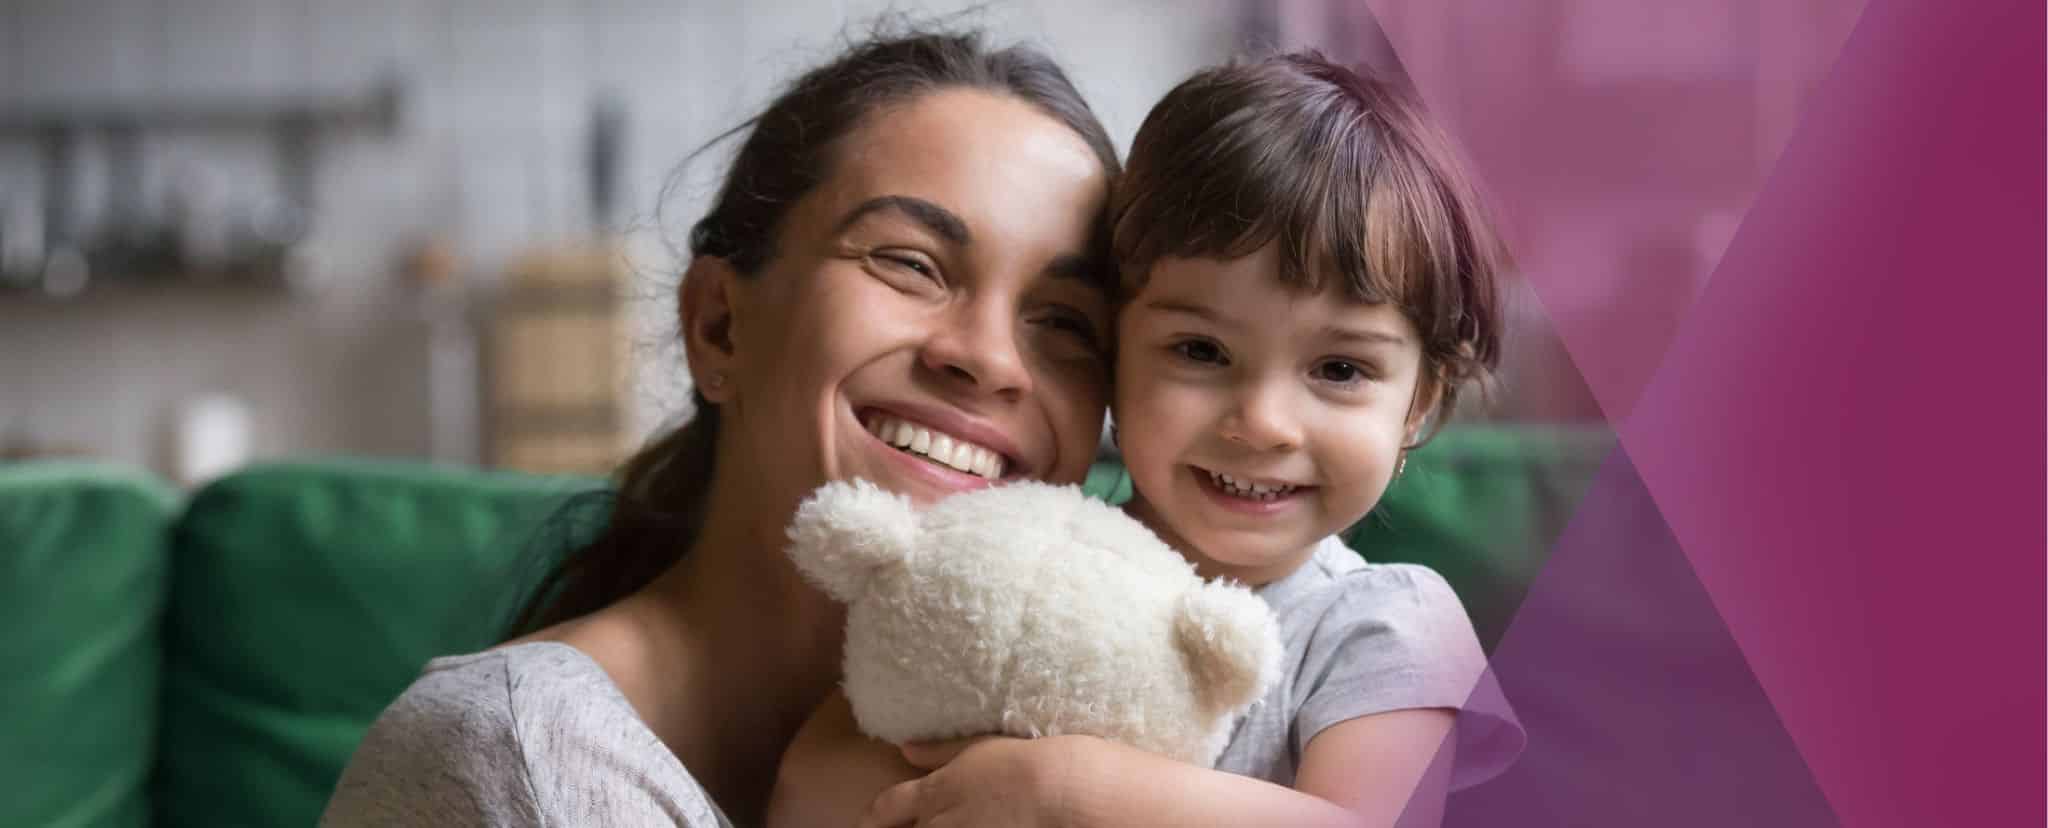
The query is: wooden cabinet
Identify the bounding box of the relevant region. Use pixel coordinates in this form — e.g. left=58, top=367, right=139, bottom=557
left=485, top=245, right=628, bottom=476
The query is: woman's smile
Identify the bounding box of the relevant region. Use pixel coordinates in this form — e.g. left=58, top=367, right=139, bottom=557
left=850, top=402, right=1032, bottom=502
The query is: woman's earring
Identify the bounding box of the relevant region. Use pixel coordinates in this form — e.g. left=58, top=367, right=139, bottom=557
left=704, top=372, right=726, bottom=392
left=1395, top=452, right=1408, bottom=480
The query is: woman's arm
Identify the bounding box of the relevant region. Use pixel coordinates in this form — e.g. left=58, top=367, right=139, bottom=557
left=865, top=708, right=1456, bottom=828
left=766, top=690, right=923, bottom=828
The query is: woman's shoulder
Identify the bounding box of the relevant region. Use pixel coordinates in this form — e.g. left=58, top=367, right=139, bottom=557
left=361, top=642, right=631, bottom=749
left=322, top=642, right=731, bottom=827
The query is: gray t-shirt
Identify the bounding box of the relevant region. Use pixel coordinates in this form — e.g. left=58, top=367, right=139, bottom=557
left=1213, top=537, right=1525, bottom=790
left=320, top=642, right=733, bottom=827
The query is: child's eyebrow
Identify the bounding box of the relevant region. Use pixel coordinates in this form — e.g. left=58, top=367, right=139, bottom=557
left=1144, top=299, right=1238, bottom=328
left=1322, top=325, right=1409, bottom=347
left=1149, top=299, right=1411, bottom=346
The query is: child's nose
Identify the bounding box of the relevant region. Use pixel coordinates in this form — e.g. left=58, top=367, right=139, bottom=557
left=1218, top=380, right=1302, bottom=451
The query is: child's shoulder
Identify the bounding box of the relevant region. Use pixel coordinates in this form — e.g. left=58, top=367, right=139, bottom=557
left=1263, top=538, right=1475, bottom=642
left=1269, top=537, right=1460, bottom=603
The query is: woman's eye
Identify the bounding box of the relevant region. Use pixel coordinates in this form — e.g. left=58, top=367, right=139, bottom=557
left=1043, top=313, right=1102, bottom=347
left=872, top=252, right=940, bottom=282
left=1171, top=339, right=1227, bottom=365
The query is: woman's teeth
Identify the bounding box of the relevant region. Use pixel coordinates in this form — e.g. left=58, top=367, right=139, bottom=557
left=1204, top=469, right=1298, bottom=501
left=865, top=413, right=1007, bottom=480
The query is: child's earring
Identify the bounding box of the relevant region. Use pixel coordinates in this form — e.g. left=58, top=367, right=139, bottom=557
left=702, top=372, right=727, bottom=397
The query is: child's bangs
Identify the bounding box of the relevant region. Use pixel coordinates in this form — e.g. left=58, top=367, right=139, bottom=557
left=1112, top=84, right=1460, bottom=321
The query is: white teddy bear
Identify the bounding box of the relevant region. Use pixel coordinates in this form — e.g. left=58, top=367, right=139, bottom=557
left=786, top=479, right=1283, bottom=767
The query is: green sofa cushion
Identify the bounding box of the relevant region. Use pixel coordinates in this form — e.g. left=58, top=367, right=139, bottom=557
left=0, top=462, right=178, bottom=828
left=1344, top=426, right=1611, bottom=647
left=155, top=425, right=1607, bottom=824
left=155, top=459, right=601, bottom=828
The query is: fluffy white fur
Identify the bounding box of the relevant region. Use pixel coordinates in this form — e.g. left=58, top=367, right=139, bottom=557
left=787, top=479, right=1283, bottom=767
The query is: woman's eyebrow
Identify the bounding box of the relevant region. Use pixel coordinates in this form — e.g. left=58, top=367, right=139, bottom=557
left=1046, top=253, right=1112, bottom=294
left=834, top=195, right=971, bottom=245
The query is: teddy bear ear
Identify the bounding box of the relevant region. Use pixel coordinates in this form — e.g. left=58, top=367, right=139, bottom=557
left=784, top=479, right=921, bottom=603
left=1174, top=581, right=1284, bottom=717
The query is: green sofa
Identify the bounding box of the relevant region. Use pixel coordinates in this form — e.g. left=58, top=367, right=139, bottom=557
left=0, top=426, right=1608, bottom=827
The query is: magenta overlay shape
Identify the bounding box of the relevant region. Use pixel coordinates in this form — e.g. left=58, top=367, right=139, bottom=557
left=1358, top=0, right=2046, bottom=825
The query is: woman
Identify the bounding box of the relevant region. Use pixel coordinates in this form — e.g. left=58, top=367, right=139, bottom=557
left=321, top=28, right=1121, bottom=827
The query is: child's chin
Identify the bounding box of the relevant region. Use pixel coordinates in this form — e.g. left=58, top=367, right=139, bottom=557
left=1199, top=536, right=1301, bottom=570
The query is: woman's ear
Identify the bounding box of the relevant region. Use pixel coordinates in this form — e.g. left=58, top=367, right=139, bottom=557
left=680, top=256, right=742, bottom=403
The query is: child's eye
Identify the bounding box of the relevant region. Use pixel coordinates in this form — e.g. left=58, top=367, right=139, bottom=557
left=1171, top=339, right=1228, bottom=365
left=1313, top=359, right=1371, bottom=384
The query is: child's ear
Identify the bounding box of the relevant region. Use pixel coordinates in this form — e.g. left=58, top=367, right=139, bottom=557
left=1405, top=369, right=1446, bottom=446
left=680, top=255, right=742, bottom=403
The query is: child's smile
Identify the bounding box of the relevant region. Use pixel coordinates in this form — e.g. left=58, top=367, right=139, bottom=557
left=1190, top=465, right=1312, bottom=511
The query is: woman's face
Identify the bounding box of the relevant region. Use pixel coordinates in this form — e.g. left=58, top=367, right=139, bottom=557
left=716, top=88, right=1113, bottom=512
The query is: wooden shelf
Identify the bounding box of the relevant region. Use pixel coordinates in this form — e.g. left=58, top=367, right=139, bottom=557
left=0, top=78, right=401, bottom=135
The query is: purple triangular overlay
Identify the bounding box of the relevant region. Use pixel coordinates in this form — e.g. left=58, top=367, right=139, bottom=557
left=1356, top=0, right=1869, bottom=423
left=1350, top=0, right=2045, bottom=824
left=1607, top=0, right=2048, bottom=824
left=1416, top=448, right=1840, bottom=826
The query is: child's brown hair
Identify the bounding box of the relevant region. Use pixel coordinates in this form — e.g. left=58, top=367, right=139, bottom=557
left=1111, top=51, right=1504, bottom=438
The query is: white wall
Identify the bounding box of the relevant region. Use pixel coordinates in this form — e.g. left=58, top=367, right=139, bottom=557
left=0, top=0, right=1243, bottom=477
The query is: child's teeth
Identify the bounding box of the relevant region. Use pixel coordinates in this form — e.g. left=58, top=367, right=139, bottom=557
left=1207, top=468, right=1296, bottom=499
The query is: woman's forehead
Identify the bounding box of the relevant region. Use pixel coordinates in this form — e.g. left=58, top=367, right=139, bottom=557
left=809, top=89, right=1107, bottom=250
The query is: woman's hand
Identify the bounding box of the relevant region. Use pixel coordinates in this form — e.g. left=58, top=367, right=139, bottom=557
left=857, top=717, right=1450, bottom=828
left=766, top=692, right=923, bottom=828
left=856, top=735, right=1098, bottom=828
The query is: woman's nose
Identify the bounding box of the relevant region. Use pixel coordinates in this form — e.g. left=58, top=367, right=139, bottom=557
left=918, top=299, right=1033, bottom=401
left=1219, top=379, right=1303, bottom=452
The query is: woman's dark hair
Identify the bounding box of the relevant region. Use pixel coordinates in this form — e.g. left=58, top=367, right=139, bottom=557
left=1111, top=51, right=1504, bottom=439
left=508, top=28, right=1120, bottom=636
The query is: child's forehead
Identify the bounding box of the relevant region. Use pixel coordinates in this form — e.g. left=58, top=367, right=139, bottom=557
left=1122, top=247, right=1380, bottom=308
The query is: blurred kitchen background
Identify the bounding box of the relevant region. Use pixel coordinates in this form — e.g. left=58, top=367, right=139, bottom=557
left=0, top=0, right=1842, bottom=485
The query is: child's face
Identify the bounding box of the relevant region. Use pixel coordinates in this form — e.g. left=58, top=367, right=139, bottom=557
left=1114, top=244, right=1428, bottom=585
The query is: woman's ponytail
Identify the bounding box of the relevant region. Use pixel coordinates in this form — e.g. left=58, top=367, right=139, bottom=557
left=507, top=396, right=719, bottom=636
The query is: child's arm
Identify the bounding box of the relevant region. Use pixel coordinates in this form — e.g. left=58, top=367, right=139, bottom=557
left=1292, top=708, right=1459, bottom=827
left=867, top=707, right=1456, bottom=828
left=766, top=690, right=922, bottom=828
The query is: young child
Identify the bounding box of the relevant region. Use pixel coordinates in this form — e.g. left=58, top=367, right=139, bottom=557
left=770, top=52, right=1523, bottom=828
